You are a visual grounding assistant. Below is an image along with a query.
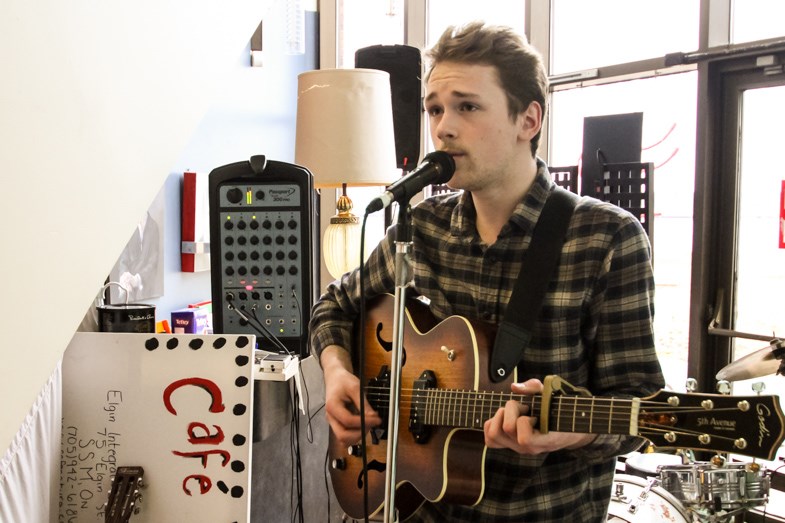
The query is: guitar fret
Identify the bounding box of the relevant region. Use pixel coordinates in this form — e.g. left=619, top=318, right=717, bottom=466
left=589, top=397, right=595, bottom=433
left=572, top=396, right=578, bottom=432
left=608, top=398, right=614, bottom=434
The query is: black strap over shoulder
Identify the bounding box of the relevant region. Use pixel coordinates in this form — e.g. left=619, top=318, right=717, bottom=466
left=490, top=187, right=579, bottom=382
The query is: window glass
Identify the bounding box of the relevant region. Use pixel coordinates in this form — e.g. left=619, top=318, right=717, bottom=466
left=732, top=0, right=785, bottom=44
left=424, top=0, right=525, bottom=172
left=336, top=0, right=406, bottom=241
left=551, top=0, right=699, bottom=74
left=338, top=0, right=404, bottom=68
left=549, top=72, right=698, bottom=390
left=426, top=0, right=525, bottom=47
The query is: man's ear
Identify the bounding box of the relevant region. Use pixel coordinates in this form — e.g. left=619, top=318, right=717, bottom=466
left=518, top=101, right=542, bottom=142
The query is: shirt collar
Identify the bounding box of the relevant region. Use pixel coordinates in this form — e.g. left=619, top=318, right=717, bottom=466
left=450, top=158, right=555, bottom=241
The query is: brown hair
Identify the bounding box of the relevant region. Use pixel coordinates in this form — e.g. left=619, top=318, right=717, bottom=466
left=425, top=21, right=548, bottom=157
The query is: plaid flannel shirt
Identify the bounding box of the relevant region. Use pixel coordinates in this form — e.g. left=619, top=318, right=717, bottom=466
left=309, top=160, right=665, bottom=522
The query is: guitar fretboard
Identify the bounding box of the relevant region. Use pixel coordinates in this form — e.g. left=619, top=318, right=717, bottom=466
left=414, top=389, right=639, bottom=436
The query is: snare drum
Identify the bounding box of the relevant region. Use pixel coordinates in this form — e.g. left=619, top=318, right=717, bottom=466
left=607, top=474, right=690, bottom=523
left=659, top=462, right=770, bottom=510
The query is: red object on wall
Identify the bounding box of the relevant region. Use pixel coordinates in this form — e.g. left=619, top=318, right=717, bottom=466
left=780, top=180, right=785, bottom=249
left=181, top=171, right=211, bottom=271
left=181, top=171, right=197, bottom=272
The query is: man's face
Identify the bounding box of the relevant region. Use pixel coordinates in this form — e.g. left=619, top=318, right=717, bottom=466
left=424, top=61, right=530, bottom=193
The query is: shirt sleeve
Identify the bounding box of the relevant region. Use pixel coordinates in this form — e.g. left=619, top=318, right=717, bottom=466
left=572, top=207, right=665, bottom=461
left=308, top=226, right=398, bottom=362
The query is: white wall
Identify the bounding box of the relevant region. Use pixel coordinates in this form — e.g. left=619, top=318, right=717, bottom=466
left=0, top=0, right=271, bottom=458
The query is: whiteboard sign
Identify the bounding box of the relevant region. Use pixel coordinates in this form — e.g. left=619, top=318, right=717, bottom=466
left=60, top=332, right=255, bottom=523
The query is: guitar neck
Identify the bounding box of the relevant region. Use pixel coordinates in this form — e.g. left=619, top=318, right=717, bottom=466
left=418, top=389, right=639, bottom=436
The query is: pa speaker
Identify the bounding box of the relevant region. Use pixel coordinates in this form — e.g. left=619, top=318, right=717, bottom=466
left=356, top=44, right=422, bottom=171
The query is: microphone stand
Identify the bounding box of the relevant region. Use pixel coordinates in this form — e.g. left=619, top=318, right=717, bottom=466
left=382, top=204, right=414, bottom=523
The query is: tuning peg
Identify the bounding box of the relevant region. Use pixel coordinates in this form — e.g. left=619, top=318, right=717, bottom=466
left=685, top=378, right=698, bottom=392
left=752, top=381, right=766, bottom=394
left=716, top=380, right=731, bottom=395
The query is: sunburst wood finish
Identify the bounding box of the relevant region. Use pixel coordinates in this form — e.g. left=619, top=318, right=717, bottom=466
left=327, top=295, right=785, bottom=521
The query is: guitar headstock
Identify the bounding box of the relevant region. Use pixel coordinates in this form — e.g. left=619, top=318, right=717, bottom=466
left=105, top=466, right=145, bottom=523
left=639, top=390, right=785, bottom=460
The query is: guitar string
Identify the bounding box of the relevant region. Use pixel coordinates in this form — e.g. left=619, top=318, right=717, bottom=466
left=357, top=386, right=764, bottom=447
left=362, top=386, right=757, bottom=414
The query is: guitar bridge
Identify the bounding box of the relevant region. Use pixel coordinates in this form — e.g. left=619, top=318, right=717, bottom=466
left=409, top=370, right=436, bottom=443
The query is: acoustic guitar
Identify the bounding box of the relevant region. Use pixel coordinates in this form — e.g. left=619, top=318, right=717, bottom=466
left=105, top=466, right=145, bottom=523
left=327, top=294, right=785, bottom=521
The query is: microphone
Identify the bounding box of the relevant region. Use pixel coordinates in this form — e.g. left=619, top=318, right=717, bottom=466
left=366, top=151, right=455, bottom=214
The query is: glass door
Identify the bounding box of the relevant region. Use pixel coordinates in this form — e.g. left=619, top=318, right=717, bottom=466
left=729, top=86, right=785, bottom=398
left=697, top=51, right=785, bottom=468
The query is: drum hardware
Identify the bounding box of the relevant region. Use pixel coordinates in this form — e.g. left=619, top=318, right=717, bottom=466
left=708, top=299, right=784, bottom=382
left=610, top=378, right=773, bottom=522
left=611, top=458, right=771, bottom=522
left=715, top=338, right=785, bottom=382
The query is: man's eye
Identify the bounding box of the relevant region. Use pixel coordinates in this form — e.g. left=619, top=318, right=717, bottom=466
left=460, top=103, right=478, bottom=112
left=427, top=106, right=442, bottom=116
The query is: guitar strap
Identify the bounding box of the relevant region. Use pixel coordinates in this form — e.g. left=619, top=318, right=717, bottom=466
left=490, top=187, right=579, bottom=382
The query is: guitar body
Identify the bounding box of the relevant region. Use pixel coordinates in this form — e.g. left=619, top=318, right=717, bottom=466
left=328, top=294, right=505, bottom=520
left=327, top=295, right=785, bottom=521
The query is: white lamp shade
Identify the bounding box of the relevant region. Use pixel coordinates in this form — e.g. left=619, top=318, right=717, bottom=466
left=295, top=68, right=398, bottom=187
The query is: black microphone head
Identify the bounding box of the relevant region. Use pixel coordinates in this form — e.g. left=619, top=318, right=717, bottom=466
left=424, top=150, right=456, bottom=184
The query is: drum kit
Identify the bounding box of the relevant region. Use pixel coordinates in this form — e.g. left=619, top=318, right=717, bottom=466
left=608, top=338, right=785, bottom=522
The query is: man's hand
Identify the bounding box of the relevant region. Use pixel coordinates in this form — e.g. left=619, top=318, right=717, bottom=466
left=321, top=346, right=383, bottom=447
left=483, top=379, right=596, bottom=454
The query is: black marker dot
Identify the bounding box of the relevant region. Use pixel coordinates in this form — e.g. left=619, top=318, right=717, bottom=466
left=216, top=481, right=229, bottom=493
left=231, top=460, right=245, bottom=472
left=235, top=355, right=249, bottom=367
left=213, top=337, right=228, bottom=349
left=233, top=404, right=247, bottom=416
left=232, top=434, right=246, bottom=446
left=235, top=336, right=250, bottom=348
left=166, top=338, right=179, bottom=350
left=189, top=338, right=204, bottom=350
left=235, top=376, right=249, bottom=387
left=231, top=486, right=244, bottom=498
left=145, top=338, right=159, bottom=351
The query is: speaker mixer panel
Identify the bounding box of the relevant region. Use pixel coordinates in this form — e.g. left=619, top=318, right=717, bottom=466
left=209, top=157, right=316, bottom=357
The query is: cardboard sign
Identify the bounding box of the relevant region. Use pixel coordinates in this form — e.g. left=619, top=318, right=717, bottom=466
left=60, top=333, right=255, bottom=523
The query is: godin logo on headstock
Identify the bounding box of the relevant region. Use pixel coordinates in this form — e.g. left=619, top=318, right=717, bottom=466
left=757, top=403, right=772, bottom=446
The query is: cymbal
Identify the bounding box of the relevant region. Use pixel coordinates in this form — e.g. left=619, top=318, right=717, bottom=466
left=716, top=342, right=783, bottom=381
